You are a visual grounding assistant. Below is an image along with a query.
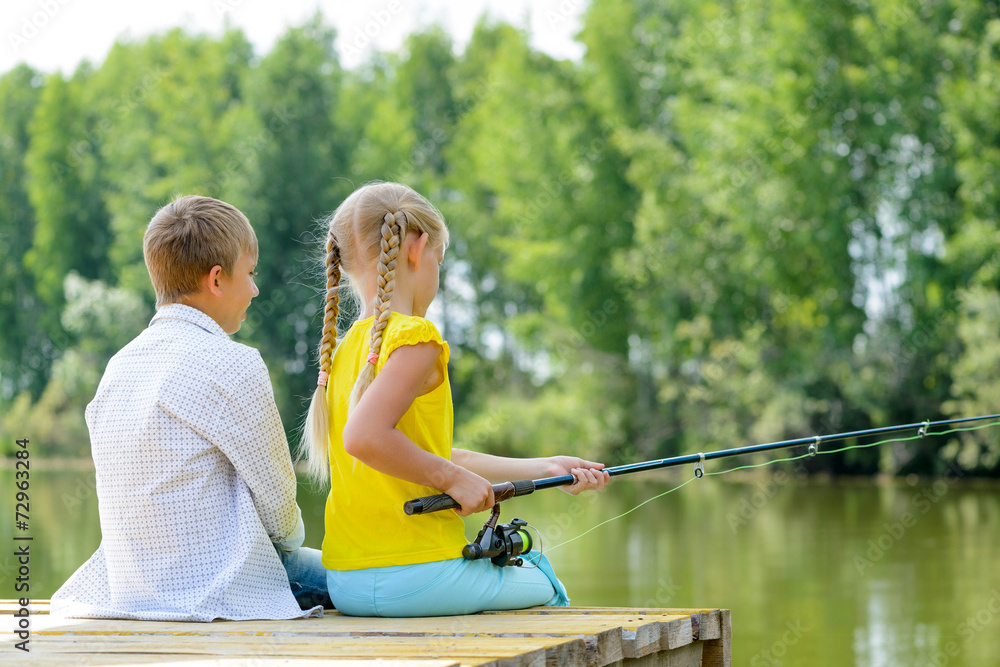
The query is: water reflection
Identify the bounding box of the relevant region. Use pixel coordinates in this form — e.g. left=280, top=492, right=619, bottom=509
left=2, top=468, right=997, bottom=666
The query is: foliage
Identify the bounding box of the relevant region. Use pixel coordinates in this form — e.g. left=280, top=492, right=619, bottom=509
left=0, top=273, right=149, bottom=457
left=942, top=287, right=1000, bottom=473
left=0, top=64, right=46, bottom=397
left=1, top=2, right=998, bottom=475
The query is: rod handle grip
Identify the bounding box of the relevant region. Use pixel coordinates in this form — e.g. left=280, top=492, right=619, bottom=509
left=404, top=479, right=536, bottom=515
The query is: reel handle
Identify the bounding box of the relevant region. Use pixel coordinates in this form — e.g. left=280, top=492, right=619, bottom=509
left=404, top=478, right=536, bottom=515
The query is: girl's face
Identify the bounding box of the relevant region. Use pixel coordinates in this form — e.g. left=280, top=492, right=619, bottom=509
left=413, top=241, right=443, bottom=318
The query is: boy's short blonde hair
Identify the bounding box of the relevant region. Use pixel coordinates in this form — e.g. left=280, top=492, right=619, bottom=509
left=143, top=195, right=259, bottom=308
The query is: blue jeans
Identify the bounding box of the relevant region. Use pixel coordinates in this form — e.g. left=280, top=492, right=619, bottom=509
left=326, top=553, right=570, bottom=617
left=275, top=546, right=334, bottom=610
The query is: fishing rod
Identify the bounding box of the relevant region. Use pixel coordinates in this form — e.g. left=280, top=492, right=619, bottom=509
left=405, top=413, right=1000, bottom=568
left=404, top=413, right=1000, bottom=516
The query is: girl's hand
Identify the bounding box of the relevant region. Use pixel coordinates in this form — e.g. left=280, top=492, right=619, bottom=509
left=546, top=456, right=611, bottom=495
left=442, top=465, right=496, bottom=516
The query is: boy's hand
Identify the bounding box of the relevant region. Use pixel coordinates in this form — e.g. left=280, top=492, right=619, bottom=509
left=546, top=456, right=611, bottom=495
left=442, top=465, right=496, bottom=516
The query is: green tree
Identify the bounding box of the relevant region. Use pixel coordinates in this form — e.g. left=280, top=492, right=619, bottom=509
left=938, top=11, right=1000, bottom=475
left=442, top=21, right=636, bottom=456
left=23, top=69, right=111, bottom=325
left=574, top=0, right=997, bottom=473
left=0, top=65, right=45, bottom=398
left=93, top=28, right=258, bottom=296
left=241, top=15, right=350, bottom=421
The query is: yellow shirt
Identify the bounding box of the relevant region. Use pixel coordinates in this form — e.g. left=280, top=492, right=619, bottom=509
left=321, top=313, right=468, bottom=570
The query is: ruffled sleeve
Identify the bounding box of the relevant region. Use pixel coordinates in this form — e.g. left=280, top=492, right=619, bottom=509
left=380, top=315, right=450, bottom=369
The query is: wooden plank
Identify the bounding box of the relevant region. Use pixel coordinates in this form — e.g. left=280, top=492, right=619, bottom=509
left=700, top=609, right=731, bottom=667
left=481, top=607, right=719, bottom=615
left=485, top=608, right=722, bottom=661
left=692, top=611, right=721, bottom=641
left=6, top=635, right=580, bottom=667
left=659, top=617, right=693, bottom=650
left=616, top=642, right=703, bottom=667
left=1, top=600, right=49, bottom=614
left=14, top=610, right=672, bottom=666
left=5, top=657, right=459, bottom=667
left=584, top=614, right=690, bottom=660
left=6, top=608, right=684, bottom=629
left=14, top=612, right=673, bottom=637
left=22, top=625, right=596, bottom=667
left=1, top=602, right=731, bottom=667
left=578, top=625, right=623, bottom=666
left=27, top=621, right=617, bottom=643
left=663, top=642, right=703, bottom=667
left=619, top=622, right=660, bottom=660
left=2, top=603, right=715, bottom=618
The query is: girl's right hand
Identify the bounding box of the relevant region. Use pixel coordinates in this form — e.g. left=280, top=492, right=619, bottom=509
left=442, top=466, right=495, bottom=516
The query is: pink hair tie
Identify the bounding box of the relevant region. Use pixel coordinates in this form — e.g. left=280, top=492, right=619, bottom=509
left=317, top=371, right=329, bottom=387
left=367, top=352, right=379, bottom=365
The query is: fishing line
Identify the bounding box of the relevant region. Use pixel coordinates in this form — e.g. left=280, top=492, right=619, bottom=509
left=520, top=524, right=545, bottom=569
left=541, top=477, right=700, bottom=555
left=545, top=420, right=1000, bottom=553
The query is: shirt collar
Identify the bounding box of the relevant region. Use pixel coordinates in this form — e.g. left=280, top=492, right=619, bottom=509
left=151, top=303, right=229, bottom=337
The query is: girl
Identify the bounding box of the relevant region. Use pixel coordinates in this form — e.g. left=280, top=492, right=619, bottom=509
left=301, top=182, right=609, bottom=617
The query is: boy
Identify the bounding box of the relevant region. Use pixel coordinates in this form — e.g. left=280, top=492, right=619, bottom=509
left=51, top=195, right=330, bottom=621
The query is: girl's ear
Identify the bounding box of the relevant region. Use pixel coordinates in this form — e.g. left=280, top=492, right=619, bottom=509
left=407, top=231, right=429, bottom=270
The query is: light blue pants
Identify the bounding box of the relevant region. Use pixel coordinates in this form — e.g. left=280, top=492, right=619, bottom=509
left=326, top=553, right=570, bottom=617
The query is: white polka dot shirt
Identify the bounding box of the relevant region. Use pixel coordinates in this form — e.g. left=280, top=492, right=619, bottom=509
left=51, top=304, right=322, bottom=621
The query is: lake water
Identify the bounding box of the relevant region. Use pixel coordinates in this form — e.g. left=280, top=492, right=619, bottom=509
left=3, top=465, right=998, bottom=666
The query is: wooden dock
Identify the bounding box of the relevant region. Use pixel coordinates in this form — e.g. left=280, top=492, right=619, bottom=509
left=2, top=600, right=730, bottom=666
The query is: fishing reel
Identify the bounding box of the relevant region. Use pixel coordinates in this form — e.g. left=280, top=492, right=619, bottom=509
left=463, top=503, right=534, bottom=567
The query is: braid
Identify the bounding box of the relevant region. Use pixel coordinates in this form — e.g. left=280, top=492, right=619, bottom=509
left=349, top=210, right=405, bottom=412
left=298, top=230, right=342, bottom=484
left=371, top=211, right=403, bottom=357
left=319, top=231, right=341, bottom=377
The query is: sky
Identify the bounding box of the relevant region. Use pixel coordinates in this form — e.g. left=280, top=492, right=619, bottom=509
left=1, top=0, right=589, bottom=75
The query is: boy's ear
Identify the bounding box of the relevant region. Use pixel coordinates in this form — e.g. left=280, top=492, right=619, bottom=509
left=407, top=232, right=429, bottom=270
left=203, top=265, right=225, bottom=297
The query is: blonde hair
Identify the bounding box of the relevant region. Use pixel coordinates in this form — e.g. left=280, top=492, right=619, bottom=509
left=143, top=195, right=258, bottom=308
left=300, top=182, right=449, bottom=483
